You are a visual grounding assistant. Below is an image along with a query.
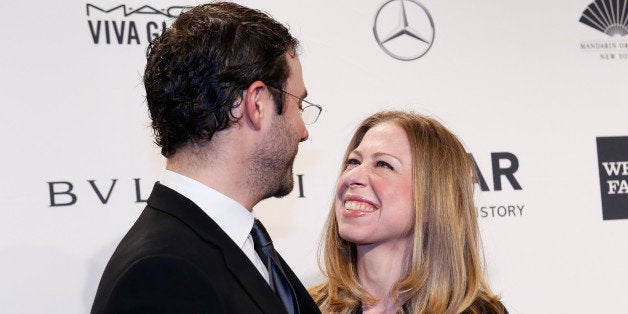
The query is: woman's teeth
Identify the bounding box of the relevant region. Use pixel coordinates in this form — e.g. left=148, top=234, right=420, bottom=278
left=345, top=201, right=376, bottom=212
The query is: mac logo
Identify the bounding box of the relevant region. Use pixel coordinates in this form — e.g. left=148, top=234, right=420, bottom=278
left=86, top=4, right=191, bottom=18
left=373, top=0, right=435, bottom=61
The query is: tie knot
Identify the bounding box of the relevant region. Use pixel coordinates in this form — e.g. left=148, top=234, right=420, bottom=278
left=250, top=219, right=273, bottom=248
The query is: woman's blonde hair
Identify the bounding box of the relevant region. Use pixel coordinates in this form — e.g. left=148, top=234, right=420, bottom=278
left=310, top=111, right=504, bottom=314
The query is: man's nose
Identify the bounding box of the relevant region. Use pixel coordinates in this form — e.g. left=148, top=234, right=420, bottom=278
left=300, top=124, right=309, bottom=142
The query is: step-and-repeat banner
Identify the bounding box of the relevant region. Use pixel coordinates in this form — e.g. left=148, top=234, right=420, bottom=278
left=1, top=0, right=627, bottom=313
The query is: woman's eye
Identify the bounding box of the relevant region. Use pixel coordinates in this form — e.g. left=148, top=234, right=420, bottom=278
left=345, top=158, right=360, bottom=169
left=376, top=161, right=393, bottom=170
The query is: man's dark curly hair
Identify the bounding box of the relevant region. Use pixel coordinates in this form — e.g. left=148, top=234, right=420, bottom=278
left=144, top=2, right=299, bottom=157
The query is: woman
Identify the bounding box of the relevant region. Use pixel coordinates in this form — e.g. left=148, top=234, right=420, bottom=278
left=310, top=111, right=506, bottom=314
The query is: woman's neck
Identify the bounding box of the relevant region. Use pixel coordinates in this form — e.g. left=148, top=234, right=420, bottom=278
left=356, top=240, right=410, bottom=314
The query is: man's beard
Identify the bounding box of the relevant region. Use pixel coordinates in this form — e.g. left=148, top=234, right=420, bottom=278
left=247, top=115, right=299, bottom=201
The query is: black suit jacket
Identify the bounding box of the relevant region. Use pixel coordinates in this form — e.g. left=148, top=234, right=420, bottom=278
left=92, top=183, right=320, bottom=314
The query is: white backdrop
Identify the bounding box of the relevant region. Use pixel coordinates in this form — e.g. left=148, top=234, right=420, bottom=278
left=1, top=0, right=627, bottom=313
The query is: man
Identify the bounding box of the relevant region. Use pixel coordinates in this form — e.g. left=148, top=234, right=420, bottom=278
left=91, top=2, right=322, bottom=313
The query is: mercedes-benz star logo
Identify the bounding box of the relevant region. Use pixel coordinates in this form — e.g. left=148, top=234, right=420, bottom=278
left=373, top=0, right=435, bottom=61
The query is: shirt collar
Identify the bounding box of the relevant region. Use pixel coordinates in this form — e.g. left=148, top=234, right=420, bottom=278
left=159, top=169, right=254, bottom=248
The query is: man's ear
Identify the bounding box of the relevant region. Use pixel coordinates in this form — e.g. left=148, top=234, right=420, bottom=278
left=242, top=80, right=267, bottom=130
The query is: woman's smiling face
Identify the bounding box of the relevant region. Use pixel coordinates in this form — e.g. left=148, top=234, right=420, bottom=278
left=335, top=121, right=415, bottom=248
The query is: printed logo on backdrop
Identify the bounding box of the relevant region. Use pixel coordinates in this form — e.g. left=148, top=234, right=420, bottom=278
left=579, top=0, right=628, bottom=61
left=373, top=0, right=435, bottom=61
left=86, top=4, right=192, bottom=45
left=46, top=175, right=308, bottom=207
left=471, top=152, right=525, bottom=219
left=596, top=136, right=628, bottom=220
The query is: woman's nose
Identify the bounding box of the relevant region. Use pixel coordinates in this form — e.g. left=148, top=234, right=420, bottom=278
left=344, top=164, right=367, bottom=188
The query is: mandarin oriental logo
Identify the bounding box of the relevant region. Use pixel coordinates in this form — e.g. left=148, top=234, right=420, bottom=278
left=579, top=0, right=628, bottom=37
left=596, top=136, right=628, bottom=220
left=373, top=0, right=435, bottom=61
left=85, top=3, right=192, bottom=45
left=578, top=0, right=628, bottom=60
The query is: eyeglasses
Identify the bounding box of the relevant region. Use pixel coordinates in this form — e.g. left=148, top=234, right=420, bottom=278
left=268, top=85, right=322, bottom=125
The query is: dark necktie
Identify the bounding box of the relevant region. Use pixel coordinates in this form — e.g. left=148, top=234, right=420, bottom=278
left=250, top=219, right=299, bottom=314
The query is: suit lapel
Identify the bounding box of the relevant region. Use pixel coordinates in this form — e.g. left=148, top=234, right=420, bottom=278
left=147, top=183, right=287, bottom=313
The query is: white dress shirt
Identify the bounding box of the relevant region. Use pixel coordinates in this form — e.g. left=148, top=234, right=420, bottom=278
left=159, top=169, right=269, bottom=283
